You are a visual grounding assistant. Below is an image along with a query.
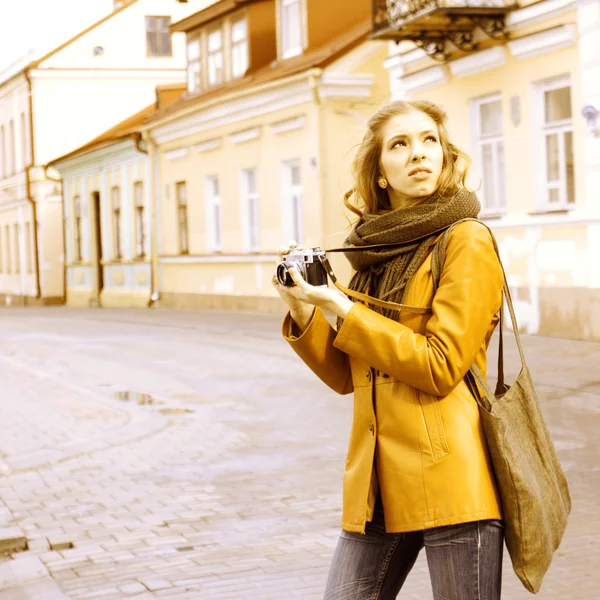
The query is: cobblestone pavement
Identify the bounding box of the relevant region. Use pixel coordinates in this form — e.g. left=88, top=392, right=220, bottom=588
left=0, top=307, right=598, bottom=599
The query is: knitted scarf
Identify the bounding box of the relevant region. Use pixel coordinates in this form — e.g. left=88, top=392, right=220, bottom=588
left=341, top=188, right=480, bottom=321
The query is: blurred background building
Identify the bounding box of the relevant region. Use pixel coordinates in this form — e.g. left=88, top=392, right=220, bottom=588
left=1, top=0, right=600, bottom=341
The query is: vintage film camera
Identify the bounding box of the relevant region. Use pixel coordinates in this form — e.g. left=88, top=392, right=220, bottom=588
left=276, top=247, right=329, bottom=287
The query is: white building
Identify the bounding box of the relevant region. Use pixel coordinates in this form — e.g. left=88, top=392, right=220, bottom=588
left=0, top=0, right=213, bottom=306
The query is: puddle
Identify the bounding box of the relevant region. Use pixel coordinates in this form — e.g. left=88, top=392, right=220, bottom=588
left=159, top=407, right=195, bottom=416
left=116, top=391, right=164, bottom=406
left=116, top=391, right=194, bottom=416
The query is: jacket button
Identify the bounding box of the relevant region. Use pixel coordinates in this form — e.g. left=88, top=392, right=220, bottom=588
left=369, top=424, right=375, bottom=436
left=366, top=371, right=372, bottom=382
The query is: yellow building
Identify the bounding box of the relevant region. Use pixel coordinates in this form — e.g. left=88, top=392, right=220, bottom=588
left=376, top=0, right=600, bottom=339
left=141, top=0, right=389, bottom=311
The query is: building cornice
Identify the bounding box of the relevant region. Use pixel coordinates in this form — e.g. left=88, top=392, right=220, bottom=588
left=449, top=46, right=507, bottom=78
left=29, top=68, right=186, bottom=81
left=508, top=24, right=577, bottom=61
left=52, top=138, right=143, bottom=176
left=505, top=0, right=577, bottom=32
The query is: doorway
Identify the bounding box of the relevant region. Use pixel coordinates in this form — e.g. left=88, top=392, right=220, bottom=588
left=91, top=191, right=104, bottom=299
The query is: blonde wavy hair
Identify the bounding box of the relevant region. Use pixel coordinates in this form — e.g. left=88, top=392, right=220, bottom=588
left=344, top=100, right=472, bottom=218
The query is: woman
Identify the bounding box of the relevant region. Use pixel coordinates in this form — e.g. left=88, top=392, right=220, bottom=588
left=273, top=100, right=504, bottom=600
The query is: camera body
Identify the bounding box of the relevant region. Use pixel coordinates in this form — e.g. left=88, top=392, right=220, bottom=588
left=277, top=247, right=328, bottom=287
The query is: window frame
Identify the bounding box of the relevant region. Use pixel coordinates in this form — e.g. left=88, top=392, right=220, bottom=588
left=0, top=125, right=5, bottom=178
left=281, top=159, right=304, bottom=246
left=207, top=26, right=224, bottom=87
left=111, top=186, right=122, bottom=260
left=535, top=77, right=575, bottom=210
left=133, top=181, right=146, bottom=259
left=239, top=168, right=260, bottom=252
left=74, top=195, right=83, bottom=262
left=186, top=35, right=203, bottom=94
left=25, top=222, right=32, bottom=274
left=470, top=93, right=507, bottom=215
left=231, top=16, right=249, bottom=79
left=8, top=119, right=15, bottom=175
left=176, top=181, right=189, bottom=255
left=145, top=15, right=173, bottom=58
left=205, top=175, right=222, bottom=253
left=4, top=225, right=10, bottom=274
left=280, top=0, right=304, bottom=60
left=13, top=223, right=20, bottom=275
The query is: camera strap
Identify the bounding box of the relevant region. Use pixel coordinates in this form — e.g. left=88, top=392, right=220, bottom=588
left=318, top=254, right=431, bottom=315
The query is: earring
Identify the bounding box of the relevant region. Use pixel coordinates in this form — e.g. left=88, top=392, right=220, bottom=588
left=378, top=177, right=388, bottom=189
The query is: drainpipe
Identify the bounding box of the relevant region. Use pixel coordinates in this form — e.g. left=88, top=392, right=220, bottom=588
left=24, top=68, right=42, bottom=300
left=140, top=130, right=160, bottom=307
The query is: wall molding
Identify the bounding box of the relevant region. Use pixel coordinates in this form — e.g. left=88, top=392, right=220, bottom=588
left=230, top=127, right=261, bottom=144
left=506, top=0, right=577, bottom=32
left=193, top=138, right=222, bottom=153
left=508, top=24, right=577, bottom=61
left=160, top=253, right=279, bottom=264
left=402, top=66, right=450, bottom=94
left=270, top=115, right=306, bottom=135
left=163, top=147, right=190, bottom=161
left=449, top=46, right=507, bottom=78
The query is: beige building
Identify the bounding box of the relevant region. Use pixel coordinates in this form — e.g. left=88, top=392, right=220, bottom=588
left=0, top=0, right=212, bottom=306
left=50, top=86, right=184, bottom=308
left=142, top=0, right=389, bottom=311
left=377, top=0, right=600, bottom=339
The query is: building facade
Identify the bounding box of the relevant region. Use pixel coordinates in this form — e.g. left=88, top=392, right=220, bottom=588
left=0, top=0, right=209, bottom=306
left=142, top=0, right=388, bottom=311
left=50, top=86, right=185, bottom=308
left=378, top=0, right=600, bottom=339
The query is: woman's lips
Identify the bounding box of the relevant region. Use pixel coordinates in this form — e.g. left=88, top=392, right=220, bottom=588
left=409, top=170, right=431, bottom=180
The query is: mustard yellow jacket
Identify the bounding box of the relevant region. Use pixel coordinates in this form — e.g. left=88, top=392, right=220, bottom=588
left=282, top=221, right=503, bottom=534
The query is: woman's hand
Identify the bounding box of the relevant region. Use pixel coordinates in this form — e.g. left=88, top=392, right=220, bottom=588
left=272, top=242, right=354, bottom=330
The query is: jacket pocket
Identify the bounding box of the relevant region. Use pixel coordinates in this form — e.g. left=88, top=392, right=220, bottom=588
left=418, top=391, right=450, bottom=461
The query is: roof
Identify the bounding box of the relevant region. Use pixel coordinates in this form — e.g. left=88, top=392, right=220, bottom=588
left=48, top=83, right=186, bottom=166
left=171, top=0, right=262, bottom=33
left=1, top=0, right=139, bottom=87
left=149, top=16, right=373, bottom=125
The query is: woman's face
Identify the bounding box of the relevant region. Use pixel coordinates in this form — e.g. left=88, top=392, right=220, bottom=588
left=379, top=110, right=444, bottom=208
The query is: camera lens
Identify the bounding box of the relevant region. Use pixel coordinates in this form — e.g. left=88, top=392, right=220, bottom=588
left=276, top=263, right=294, bottom=287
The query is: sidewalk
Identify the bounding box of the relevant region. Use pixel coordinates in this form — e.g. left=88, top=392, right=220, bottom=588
left=0, top=307, right=597, bottom=599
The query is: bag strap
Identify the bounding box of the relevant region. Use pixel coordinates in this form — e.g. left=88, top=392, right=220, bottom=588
left=319, top=254, right=431, bottom=314
left=429, top=218, right=526, bottom=396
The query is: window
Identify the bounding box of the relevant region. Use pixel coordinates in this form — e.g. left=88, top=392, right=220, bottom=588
left=176, top=181, right=189, bottom=254
left=111, top=187, right=121, bottom=259
left=538, top=79, right=574, bottom=208
left=9, top=120, right=15, bottom=175
left=280, top=0, right=302, bottom=59
left=5, top=225, right=10, bottom=274
left=20, top=112, right=27, bottom=169
left=146, top=16, right=172, bottom=57
left=281, top=160, right=303, bottom=245
left=25, top=222, right=32, bottom=274
left=207, top=28, right=224, bottom=86
left=13, top=223, right=20, bottom=275
left=0, top=125, right=5, bottom=178
left=205, top=175, right=222, bottom=252
left=240, top=168, right=260, bottom=251
left=187, top=38, right=202, bottom=93
left=133, top=182, right=145, bottom=258
left=231, top=17, right=249, bottom=78
left=472, top=95, right=506, bottom=213
left=74, top=195, right=83, bottom=262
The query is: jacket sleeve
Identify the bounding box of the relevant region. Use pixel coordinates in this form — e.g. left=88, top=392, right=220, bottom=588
left=282, top=307, right=353, bottom=395
left=333, top=221, right=503, bottom=396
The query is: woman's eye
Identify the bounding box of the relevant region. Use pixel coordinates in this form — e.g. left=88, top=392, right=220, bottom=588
left=392, top=140, right=406, bottom=148
left=426, top=135, right=438, bottom=143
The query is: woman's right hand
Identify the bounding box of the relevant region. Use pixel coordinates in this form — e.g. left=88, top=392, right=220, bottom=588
left=273, top=242, right=315, bottom=330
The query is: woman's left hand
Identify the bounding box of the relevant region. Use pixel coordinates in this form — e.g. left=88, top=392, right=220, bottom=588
left=277, top=267, right=354, bottom=319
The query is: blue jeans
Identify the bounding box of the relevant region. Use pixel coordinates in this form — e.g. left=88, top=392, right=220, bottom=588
left=324, top=507, right=504, bottom=600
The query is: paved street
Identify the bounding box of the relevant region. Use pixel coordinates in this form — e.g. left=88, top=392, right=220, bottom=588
left=0, top=307, right=598, bottom=599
